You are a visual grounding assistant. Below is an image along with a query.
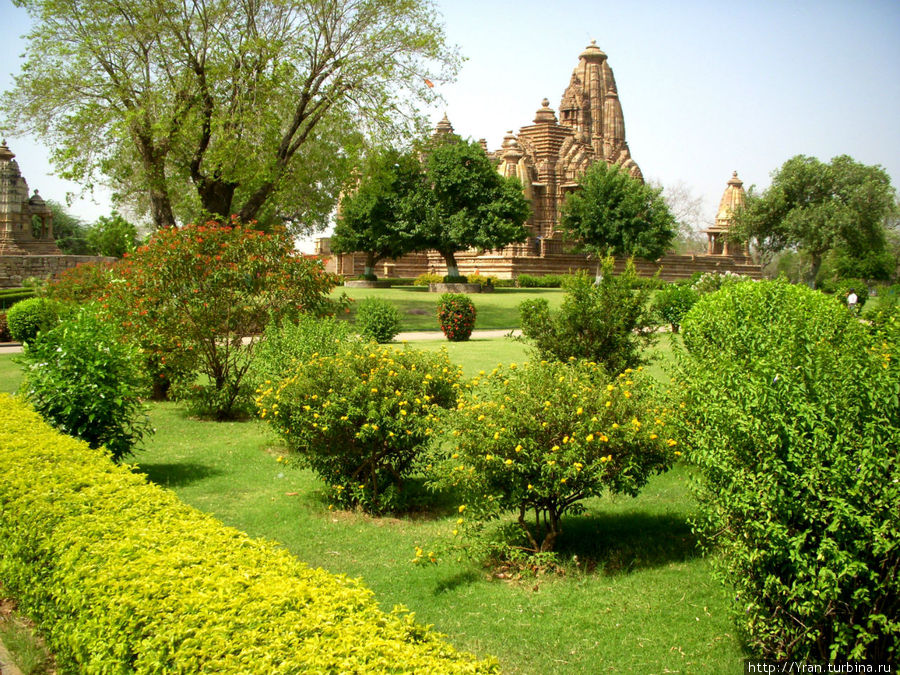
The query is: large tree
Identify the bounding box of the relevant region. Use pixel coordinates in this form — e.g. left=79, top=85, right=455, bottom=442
left=330, top=147, right=427, bottom=278
left=732, top=155, right=897, bottom=283
left=3, top=0, right=459, bottom=230
left=414, top=135, right=530, bottom=278
left=559, top=161, right=676, bottom=261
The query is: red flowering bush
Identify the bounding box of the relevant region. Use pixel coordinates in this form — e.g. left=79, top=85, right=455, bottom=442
left=437, top=293, right=476, bottom=341
left=45, top=261, right=115, bottom=306
left=102, top=220, right=343, bottom=418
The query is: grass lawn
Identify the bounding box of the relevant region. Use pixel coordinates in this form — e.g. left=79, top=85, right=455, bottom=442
left=0, top=336, right=744, bottom=673
left=334, top=286, right=566, bottom=332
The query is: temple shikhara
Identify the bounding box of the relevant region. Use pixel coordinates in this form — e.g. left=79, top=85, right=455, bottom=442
left=324, top=41, right=761, bottom=281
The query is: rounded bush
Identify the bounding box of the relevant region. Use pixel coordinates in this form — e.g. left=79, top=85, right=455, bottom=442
left=413, top=273, right=443, bottom=286
left=6, top=296, right=59, bottom=343
left=20, top=304, right=150, bottom=462
left=652, top=284, right=698, bottom=332
left=355, top=297, right=401, bottom=343
left=256, top=343, right=461, bottom=513
left=675, top=280, right=900, bottom=661
left=437, top=293, right=476, bottom=341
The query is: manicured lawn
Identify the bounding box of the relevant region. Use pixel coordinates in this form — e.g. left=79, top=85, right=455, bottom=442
left=0, top=353, right=22, bottom=394
left=334, top=286, right=566, bottom=332
left=0, top=337, right=745, bottom=673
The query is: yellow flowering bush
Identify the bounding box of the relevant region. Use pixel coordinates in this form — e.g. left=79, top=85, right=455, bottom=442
left=429, top=360, right=673, bottom=554
left=257, top=343, right=461, bottom=512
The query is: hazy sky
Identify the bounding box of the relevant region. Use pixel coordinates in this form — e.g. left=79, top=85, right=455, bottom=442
left=2, top=0, right=899, bottom=238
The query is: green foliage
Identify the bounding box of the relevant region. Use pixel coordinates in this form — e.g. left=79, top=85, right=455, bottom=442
left=102, top=221, right=342, bottom=418
left=19, top=304, right=150, bottom=462
left=817, top=278, right=869, bottom=309
left=652, top=284, right=698, bottom=332
left=428, top=360, right=673, bottom=555
left=689, top=270, right=752, bottom=295
left=413, top=272, right=444, bottom=286
left=248, top=315, right=355, bottom=393
left=85, top=211, right=140, bottom=257
left=674, top=280, right=900, bottom=661
left=355, top=297, right=401, bottom=343
left=515, top=273, right=566, bottom=288
left=733, top=155, right=897, bottom=283
left=415, top=136, right=530, bottom=275
left=256, top=343, right=461, bottom=513
left=331, top=148, right=427, bottom=278
left=45, top=199, right=90, bottom=255
left=519, top=259, right=657, bottom=375
left=0, top=395, right=497, bottom=673
left=466, top=273, right=498, bottom=289
left=5, top=297, right=58, bottom=343
left=559, top=161, right=676, bottom=259
left=44, top=261, right=114, bottom=306
left=4, top=0, right=458, bottom=230
left=0, top=287, right=36, bottom=310
left=437, top=293, right=476, bottom=341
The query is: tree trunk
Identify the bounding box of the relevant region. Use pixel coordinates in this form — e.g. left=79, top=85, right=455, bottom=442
left=441, top=250, right=460, bottom=279
left=364, top=251, right=377, bottom=279
left=238, top=181, right=277, bottom=224
left=197, top=178, right=238, bottom=222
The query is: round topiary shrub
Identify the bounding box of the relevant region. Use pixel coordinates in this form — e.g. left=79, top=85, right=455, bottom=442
left=437, top=293, right=476, bottom=341
left=6, top=297, right=59, bottom=343
left=355, top=297, right=401, bottom=343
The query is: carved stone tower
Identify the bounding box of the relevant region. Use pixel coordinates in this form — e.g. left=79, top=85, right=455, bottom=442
left=0, top=140, right=61, bottom=255
left=704, top=171, right=747, bottom=256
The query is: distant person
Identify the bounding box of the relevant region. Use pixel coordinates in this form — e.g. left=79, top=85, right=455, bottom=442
left=847, top=289, right=859, bottom=314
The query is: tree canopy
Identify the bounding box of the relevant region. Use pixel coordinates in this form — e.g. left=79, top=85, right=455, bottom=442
left=732, top=155, right=897, bottom=283
left=330, top=147, right=427, bottom=278
left=559, top=161, right=676, bottom=260
left=4, top=0, right=459, bottom=231
left=413, top=135, right=530, bottom=278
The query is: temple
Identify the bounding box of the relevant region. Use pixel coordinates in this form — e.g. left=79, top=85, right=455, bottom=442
left=320, top=43, right=761, bottom=281
left=703, top=171, right=747, bottom=256
left=0, top=140, right=61, bottom=256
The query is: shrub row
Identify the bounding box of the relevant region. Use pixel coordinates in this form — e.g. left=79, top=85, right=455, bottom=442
left=0, top=394, right=496, bottom=673
left=0, top=287, right=36, bottom=310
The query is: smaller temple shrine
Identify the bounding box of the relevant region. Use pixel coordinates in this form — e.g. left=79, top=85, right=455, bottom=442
left=0, top=140, right=62, bottom=256
left=703, top=171, right=748, bottom=256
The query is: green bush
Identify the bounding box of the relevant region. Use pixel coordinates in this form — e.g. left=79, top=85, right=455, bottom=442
left=19, top=304, right=150, bottom=462
left=355, top=297, right=401, bottom=343
left=0, top=287, right=36, bottom=310
left=519, top=258, right=656, bottom=375
left=689, top=270, right=751, bottom=295
left=437, top=293, right=476, bottom=341
left=674, top=280, right=900, bottom=662
left=820, top=278, right=869, bottom=309
left=44, top=261, right=114, bottom=306
left=652, top=284, right=699, bottom=332
left=413, top=272, right=443, bottom=286
left=256, top=343, right=461, bottom=513
left=515, top=273, right=565, bottom=288
left=429, top=360, right=672, bottom=556
left=0, top=395, right=497, bottom=673
left=248, top=315, right=355, bottom=393
left=5, top=296, right=59, bottom=343
left=466, top=272, right=498, bottom=289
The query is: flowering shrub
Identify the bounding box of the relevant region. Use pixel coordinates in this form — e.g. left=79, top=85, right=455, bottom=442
left=674, top=280, right=900, bottom=662
left=256, top=343, right=461, bottom=513
left=355, top=297, right=401, bottom=343
left=519, top=258, right=656, bottom=374
left=44, top=261, right=115, bottom=306
left=102, top=220, right=343, bottom=418
left=437, top=293, right=476, bottom=341
left=428, top=360, right=673, bottom=555
left=20, top=304, right=150, bottom=462
left=690, top=270, right=751, bottom=295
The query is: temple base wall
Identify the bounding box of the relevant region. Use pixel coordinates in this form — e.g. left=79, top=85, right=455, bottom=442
left=325, top=249, right=763, bottom=283
left=0, top=255, right=116, bottom=288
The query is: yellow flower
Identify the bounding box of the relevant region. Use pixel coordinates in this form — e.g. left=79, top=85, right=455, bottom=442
left=493, top=431, right=500, bottom=440
left=605, top=401, right=612, bottom=407
left=371, top=388, right=378, bottom=394
left=485, top=454, right=494, bottom=461
left=612, top=423, right=619, bottom=429
left=527, top=484, right=533, bottom=490
left=560, top=478, right=567, bottom=484
left=458, top=504, right=467, bottom=513
left=606, top=384, right=615, bottom=392
left=551, top=445, right=560, bottom=452
left=623, top=391, right=632, bottom=398
left=667, top=439, right=678, bottom=447
left=504, top=458, right=514, bottom=466
left=515, top=444, right=523, bottom=453
left=586, top=434, right=594, bottom=442
left=649, top=433, right=658, bottom=440
left=576, top=407, right=583, bottom=415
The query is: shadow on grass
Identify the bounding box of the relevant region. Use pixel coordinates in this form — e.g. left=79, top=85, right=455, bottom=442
left=555, top=510, right=700, bottom=575
left=137, top=462, right=224, bottom=488
left=433, top=570, right=481, bottom=595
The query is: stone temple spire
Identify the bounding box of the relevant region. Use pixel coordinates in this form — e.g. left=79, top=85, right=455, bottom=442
left=558, top=41, right=639, bottom=180
left=434, top=113, right=455, bottom=136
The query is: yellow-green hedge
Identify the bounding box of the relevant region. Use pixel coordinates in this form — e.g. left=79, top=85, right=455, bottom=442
left=0, top=394, right=497, bottom=673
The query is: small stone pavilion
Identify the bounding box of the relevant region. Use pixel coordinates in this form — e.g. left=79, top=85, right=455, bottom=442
left=321, top=42, right=761, bottom=282
left=0, top=140, right=112, bottom=287
left=703, top=171, right=748, bottom=256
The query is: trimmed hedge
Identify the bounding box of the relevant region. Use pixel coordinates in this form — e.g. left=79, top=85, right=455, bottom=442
left=0, top=394, right=497, bottom=674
